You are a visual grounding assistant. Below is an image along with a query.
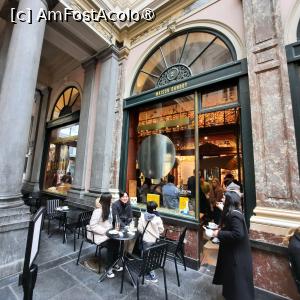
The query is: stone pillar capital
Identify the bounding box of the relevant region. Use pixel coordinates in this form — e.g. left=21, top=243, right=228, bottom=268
left=81, top=57, right=97, bottom=71
left=96, top=45, right=120, bottom=62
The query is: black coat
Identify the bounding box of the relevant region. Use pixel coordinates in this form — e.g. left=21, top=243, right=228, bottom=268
left=112, top=200, right=133, bottom=228
left=213, top=210, right=254, bottom=300
left=288, top=232, right=300, bottom=293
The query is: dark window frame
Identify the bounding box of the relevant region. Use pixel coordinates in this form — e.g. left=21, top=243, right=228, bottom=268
left=286, top=40, right=300, bottom=176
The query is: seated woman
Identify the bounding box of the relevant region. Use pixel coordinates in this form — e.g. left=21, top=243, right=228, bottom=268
left=138, top=201, right=164, bottom=283
left=87, top=192, right=122, bottom=278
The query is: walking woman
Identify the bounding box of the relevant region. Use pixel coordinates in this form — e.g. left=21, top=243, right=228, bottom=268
left=212, top=191, right=254, bottom=300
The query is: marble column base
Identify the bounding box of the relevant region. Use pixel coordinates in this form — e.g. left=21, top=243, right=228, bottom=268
left=250, top=206, right=300, bottom=235
left=0, top=205, right=30, bottom=278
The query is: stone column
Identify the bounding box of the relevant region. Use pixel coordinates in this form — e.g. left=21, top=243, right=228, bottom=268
left=0, top=0, right=48, bottom=207
left=88, top=46, right=120, bottom=198
left=22, top=88, right=50, bottom=194
left=0, top=0, right=51, bottom=278
left=109, top=46, right=129, bottom=198
left=67, top=59, right=97, bottom=206
left=0, top=21, right=13, bottom=89
left=242, top=0, right=300, bottom=232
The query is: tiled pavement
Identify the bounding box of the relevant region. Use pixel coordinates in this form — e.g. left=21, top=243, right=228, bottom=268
left=0, top=223, right=289, bottom=300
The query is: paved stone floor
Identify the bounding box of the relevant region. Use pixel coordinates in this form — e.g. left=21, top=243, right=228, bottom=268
left=0, top=221, right=288, bottom=300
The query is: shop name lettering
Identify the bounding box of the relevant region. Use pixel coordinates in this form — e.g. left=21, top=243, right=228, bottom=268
left=155, top=82, right=188, bottom=96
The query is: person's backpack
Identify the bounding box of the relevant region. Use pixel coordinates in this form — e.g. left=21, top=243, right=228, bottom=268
left=288, top=232, right=300, bottom=293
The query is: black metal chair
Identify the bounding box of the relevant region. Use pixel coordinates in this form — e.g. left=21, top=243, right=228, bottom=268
left=44, top=199, right=64, bottom=235
left=76, top=212, right=109, bottom=273
left=120, top=243, right=168, bottom=300
left=70, top=210, right=93, bottom=251
left=159, top=227, right=187, bottom=287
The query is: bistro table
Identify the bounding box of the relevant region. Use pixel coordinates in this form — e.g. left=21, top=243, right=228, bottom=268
left=51, top=206, right=85, bottom=243
left=98, top=228, right=138, bottom=288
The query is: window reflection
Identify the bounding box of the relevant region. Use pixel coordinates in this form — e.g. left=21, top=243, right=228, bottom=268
left=127, top=84, right=241, bottom=220
left=43, top=123, right=78, bottom=195
left=127, top=95, right=196, bottom=219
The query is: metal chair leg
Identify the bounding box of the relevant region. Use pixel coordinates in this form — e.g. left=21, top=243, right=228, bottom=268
left=174, top=257, right=180, bottom=287
left=98, top=247, right=102, bottom=273
left=120, top=264, right=125, bottom=294
left=136, top=276, right=140, bottom=300
left=48, top=219, right=51, bottom=235
left=76, top=240, right=84, bottom=265
left=163, top=268, right=168, bottom=300
left=181, top=250, right=187, bottom=271
left=73, top=229, right=76, bottom=252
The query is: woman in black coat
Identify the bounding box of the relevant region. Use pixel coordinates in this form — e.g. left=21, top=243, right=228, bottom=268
left=212, top=192, right=255, bottom=300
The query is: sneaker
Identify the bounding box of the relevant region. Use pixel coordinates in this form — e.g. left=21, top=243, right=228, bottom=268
left=145, top=274, right=158, bottom=283
left=113, top=264, right=123, bottom=272
left=107, top=270, right=115, bottom=279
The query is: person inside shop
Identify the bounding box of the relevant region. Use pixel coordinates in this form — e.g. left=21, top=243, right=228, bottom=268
left=162, top=174, right=179, bottom=209
left=152, top=178, right=165, bottom=207
left=200, top=176, right=210, bottom=197
left=140, top=177, right=152, bottom=203
left=61, top=171, right=72, bottom=184
left=187, top=170, right=209, bottom=217
left=223, top=175, right=242, bottom=198
left=136, top=169, right=142, bottom=202
left=208, top=178, right=224, bottom=224
left=211, top=191, right=254, bottom=300
left=87, top=192, right=122, bottom=279
left=223, top=173, right=243, bottom=193
left=138, top=201, right=164, bottom=283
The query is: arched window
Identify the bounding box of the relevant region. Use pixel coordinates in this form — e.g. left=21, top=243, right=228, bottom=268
left=43, top=86, right=81, bottom=195
left=51, top=87, right=81, bottom=120
left=132, top=30, right=236, bottom=95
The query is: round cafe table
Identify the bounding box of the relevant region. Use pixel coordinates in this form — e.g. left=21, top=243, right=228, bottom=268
left=98, top=228, right=138, bottom=288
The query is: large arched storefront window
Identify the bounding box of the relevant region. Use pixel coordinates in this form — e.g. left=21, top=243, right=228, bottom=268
left=132, top=31, right=235, bottom=95
left=122, top=29, right=255, bottom=225
left=43, top=87, right=81, bottom=195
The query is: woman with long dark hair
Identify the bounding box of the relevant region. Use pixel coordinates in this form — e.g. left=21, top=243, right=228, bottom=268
left=212, top=191, right=254, bottom=300
left=87, top=192, right=122, bottom=278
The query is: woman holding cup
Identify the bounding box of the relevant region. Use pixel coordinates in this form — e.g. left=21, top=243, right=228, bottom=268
left=211, top=191, right=254, bottom=300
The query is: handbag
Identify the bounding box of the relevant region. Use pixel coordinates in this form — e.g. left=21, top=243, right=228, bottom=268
left=133, top=220, right=150, bottom=257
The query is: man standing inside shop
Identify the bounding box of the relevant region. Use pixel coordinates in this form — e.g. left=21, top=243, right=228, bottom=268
left=162, top=174, right=179, bottom=209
